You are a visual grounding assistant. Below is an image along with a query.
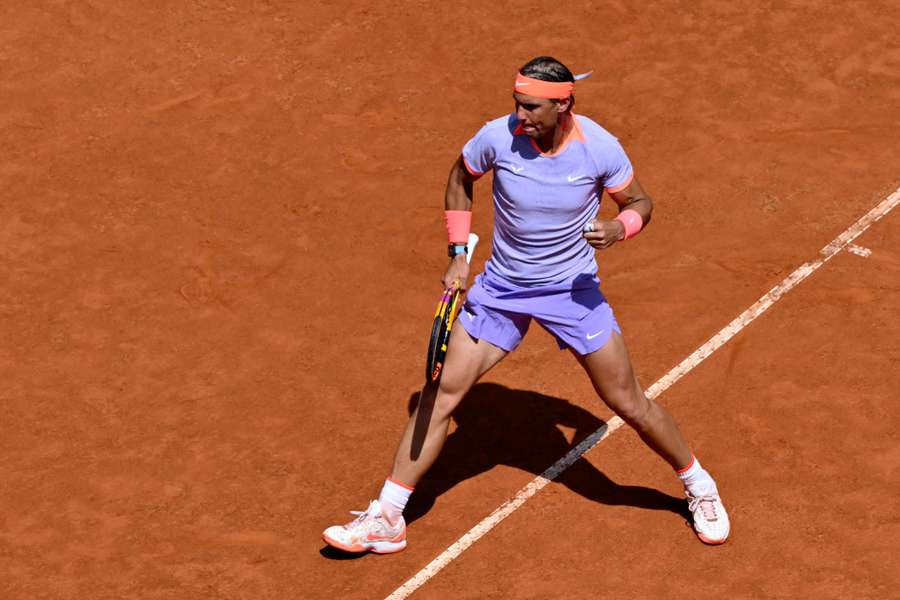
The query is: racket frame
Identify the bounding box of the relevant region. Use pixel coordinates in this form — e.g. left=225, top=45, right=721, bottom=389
left=425, top=233, right=479, bottom=382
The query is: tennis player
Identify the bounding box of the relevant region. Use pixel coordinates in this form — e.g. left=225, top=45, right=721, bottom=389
left=323, top=56, right=730, bottom=553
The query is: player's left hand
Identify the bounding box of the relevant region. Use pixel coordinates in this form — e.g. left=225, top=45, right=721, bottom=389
left=582, top=219, right=625, bottom=249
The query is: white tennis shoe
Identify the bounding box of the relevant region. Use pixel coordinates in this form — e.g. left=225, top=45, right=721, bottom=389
left=686, top=492, right=730, bottom=545
left=322, top=499, right=407, bottom=554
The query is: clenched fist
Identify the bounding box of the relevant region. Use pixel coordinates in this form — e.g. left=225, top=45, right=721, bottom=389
left=582, top=219, right=626, bottom=249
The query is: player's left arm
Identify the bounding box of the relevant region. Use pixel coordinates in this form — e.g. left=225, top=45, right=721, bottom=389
left=584, top=177, right=653, bottom=249
left=609, top=177, right=652, bottom=228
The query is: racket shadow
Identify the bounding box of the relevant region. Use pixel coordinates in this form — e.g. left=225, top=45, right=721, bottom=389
left=403, top=382, right=690, bottom=525
left=409, top=381, right=437, bottom=461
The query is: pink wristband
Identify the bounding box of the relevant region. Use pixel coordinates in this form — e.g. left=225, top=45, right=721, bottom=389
left=614, top=209, right=643, bottom=240
left=445, top=210, right=472, bottom=243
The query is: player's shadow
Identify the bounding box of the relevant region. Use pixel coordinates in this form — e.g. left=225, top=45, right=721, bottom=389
left=403, top=382, right=690, bottom=525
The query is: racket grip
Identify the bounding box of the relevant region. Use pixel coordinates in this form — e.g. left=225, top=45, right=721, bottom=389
left=465, top=233, right=479, bottom=265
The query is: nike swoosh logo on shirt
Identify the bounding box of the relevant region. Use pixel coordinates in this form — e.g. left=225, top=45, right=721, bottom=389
left=567, top=174, right=581, bottom=182
left=586, top=330, right=605, bottom=340
left=511, top=165, right=525, bottom=173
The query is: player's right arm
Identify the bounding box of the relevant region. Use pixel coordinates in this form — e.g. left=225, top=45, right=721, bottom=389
left=442, top=155, right=479, bottom=289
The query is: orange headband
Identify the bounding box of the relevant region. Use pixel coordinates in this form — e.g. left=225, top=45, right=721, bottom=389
left=513, top=71, right=593, bottom=99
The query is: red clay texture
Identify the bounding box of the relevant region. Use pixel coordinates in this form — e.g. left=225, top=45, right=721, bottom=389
left=2, top=2, right=898, bottom=599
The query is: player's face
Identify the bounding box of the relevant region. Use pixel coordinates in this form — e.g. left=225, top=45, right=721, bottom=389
left=513, top=92, right=569, bottom=139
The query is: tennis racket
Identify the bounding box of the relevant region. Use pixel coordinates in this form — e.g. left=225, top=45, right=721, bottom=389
left=425, top=233, right=479, bottom=382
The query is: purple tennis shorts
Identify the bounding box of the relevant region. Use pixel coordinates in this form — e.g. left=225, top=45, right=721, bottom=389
left=458, top=271, right=621, bottom=355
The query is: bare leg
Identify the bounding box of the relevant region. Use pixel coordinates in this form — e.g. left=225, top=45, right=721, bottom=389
left=574, top=331, right=692, bottom=469
left=391, top=324, right=507, bottom=486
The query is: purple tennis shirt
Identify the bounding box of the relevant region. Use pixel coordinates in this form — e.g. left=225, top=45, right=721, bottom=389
left=462, top=113, right=633, bottom=285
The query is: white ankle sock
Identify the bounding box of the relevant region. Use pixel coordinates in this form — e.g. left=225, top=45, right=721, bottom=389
left=676, top=455, right=718, bottom=497
left=378, top=478, right=413, bottom=524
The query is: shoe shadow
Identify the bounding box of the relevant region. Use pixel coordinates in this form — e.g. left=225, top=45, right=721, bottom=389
left=318, top=545, right=368, bottom=560
left=403, top=382, right=691, bottom=525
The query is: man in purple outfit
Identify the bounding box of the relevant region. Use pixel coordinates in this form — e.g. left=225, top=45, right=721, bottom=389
left=323, top=56, right=730, bottom=554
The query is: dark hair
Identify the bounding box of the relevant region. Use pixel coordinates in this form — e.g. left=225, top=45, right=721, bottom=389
left=518, top=56, right=575, bottom=110
left=519, top=56, right=575, bottom=83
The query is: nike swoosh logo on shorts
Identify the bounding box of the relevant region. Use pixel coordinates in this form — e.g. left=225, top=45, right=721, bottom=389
left=511, top=165, right=524, bottom=173
left=586, top=330, right=604, bottom=340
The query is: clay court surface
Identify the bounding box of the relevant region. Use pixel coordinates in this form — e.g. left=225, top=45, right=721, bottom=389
left=2, top=1, right=899, bottom=598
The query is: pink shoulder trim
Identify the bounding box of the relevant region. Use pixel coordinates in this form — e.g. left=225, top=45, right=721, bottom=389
left=605, top=173, right=634, bottom=194
left=462, top=156, right=484, bottom=178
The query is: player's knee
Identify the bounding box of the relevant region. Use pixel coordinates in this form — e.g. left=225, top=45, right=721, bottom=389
left=608, top=391, right=652, bottom=431
left=434, top=376, right=468, bottom=417
left=433, top=389, right=464, bottom=419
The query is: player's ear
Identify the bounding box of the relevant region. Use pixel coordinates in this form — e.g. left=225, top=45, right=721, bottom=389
left=556, top=95, right=572, bottom=114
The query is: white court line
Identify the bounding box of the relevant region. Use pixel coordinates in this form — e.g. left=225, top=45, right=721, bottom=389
left=385, top=187, right=900, bottom=600
left=847, top=243, right=873, bottom=257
